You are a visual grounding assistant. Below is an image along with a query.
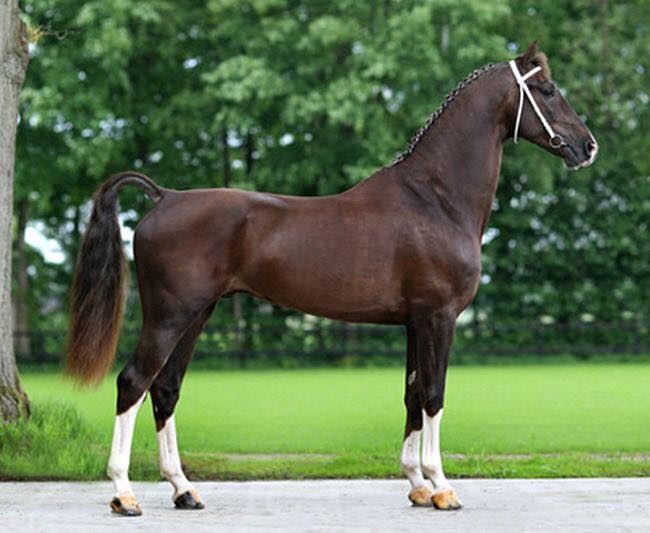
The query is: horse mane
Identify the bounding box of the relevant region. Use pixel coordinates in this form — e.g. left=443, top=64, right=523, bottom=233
left=392, top=62, right=497, bottom=165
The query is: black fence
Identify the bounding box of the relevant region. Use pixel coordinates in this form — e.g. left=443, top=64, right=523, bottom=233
left=14, top=319, right=649, bottom=367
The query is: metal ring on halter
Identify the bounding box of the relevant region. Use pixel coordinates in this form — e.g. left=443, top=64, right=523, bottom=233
left=549, top=135, right=565, bottom=149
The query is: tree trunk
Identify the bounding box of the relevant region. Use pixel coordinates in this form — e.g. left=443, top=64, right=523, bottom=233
left=0, top=0, right=30, bottom=422
left=12, top=196, right=30, bottom=359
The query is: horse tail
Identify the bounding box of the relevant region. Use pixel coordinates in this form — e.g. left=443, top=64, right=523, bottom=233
left=66, top=172, right=163, bottom=385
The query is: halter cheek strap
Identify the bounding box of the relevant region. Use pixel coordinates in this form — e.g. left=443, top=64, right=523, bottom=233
left=509, top=60, right=563, bottom=147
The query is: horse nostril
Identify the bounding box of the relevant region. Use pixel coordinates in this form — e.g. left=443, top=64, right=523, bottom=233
left=586, top=140, right=598, bottom=156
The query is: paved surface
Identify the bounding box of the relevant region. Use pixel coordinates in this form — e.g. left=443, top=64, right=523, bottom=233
left=1, top=479, right=649, bottom=531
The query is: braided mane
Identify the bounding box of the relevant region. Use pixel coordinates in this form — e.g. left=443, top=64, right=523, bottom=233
left=392, top=62, right=497, bottom=165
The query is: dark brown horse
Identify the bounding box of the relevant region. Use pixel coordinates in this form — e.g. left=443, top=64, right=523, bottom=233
left=67, top=43, right=597, bottom=515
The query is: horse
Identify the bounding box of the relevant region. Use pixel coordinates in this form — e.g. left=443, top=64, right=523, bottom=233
left=66, top=42, right=597, bottom=515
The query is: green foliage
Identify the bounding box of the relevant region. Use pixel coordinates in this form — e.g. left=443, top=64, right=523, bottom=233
left=483, top=0, right=649, bottom=327
left=13, top=0, right=648, bottom=351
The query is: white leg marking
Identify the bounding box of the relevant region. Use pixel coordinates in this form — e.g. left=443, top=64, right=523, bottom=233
left=107, top=393, right=146, bottom=497
left=399, top=429, right=428, bottom=489
left=157, top=414, right=193, bottom=498
left=421, top=408, right=452, bottom=493
left=407, top=370, right=417, bottom=386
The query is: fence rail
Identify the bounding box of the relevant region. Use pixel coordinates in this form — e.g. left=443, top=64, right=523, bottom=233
left=13, top=319, right=649, bottom=367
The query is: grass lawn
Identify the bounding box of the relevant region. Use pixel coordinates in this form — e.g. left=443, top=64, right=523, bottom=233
left=2, top=364, right=649, bottom=480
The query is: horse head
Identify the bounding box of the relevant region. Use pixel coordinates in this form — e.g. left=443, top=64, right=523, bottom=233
left=510, top=42, right=598, bottom=170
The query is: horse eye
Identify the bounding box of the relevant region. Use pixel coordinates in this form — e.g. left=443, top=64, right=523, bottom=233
left=542, top=86, right=555, bottom=98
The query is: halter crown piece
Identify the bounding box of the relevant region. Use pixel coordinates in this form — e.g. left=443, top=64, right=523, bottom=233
left=508, top=60, right=564, bottom=148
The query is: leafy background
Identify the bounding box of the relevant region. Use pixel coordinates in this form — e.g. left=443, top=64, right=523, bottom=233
left=12, top=0, right=649, bottom=362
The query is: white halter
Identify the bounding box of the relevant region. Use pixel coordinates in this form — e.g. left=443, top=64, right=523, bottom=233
left=509, top=59, right=563, bottom=147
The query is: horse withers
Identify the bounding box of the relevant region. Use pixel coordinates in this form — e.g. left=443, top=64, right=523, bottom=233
left=66, top=42, right=597, bottom=515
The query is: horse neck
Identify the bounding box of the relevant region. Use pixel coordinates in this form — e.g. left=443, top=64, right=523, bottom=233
left=397, top=68, right=511, bottom=238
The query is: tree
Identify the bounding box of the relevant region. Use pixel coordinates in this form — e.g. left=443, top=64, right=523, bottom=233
left=10, top=1, right=649, bottom=361
left=479, top=0, right=649, bottom=333
left=0, top=0, right=30, bottom=421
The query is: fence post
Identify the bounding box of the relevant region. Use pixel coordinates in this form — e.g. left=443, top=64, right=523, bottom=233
left=236, top=322, right=247, bottom=368
left=35, top=331, right=46, bottom=364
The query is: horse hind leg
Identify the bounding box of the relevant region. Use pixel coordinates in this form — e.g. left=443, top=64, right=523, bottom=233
left=150, top=303, right=216, bottom=510
left=107, top=296, right=209, bottom=516
left=107, top=392, right=146, bottom=515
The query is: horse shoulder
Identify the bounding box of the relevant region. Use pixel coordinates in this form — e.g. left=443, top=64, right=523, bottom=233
left=395, top=200, right=482, bottom=314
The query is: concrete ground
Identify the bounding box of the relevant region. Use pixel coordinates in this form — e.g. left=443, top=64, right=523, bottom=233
left=1, top=479, right=649, bottom=532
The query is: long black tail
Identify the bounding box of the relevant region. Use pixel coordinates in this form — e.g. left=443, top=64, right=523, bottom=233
left=66, top=172, right=163, bottom=385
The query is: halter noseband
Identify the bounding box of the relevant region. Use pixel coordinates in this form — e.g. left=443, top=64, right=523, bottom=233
left=509, top=60, right=564, bottom=148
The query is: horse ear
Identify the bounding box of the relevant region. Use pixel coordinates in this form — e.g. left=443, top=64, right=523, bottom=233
left=521, top=41, right=539, bottom=69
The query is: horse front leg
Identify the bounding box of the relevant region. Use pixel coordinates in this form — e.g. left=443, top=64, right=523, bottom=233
left=400, top=325, right=434, bottom=506
left=413, top=309, right=461, bottom=510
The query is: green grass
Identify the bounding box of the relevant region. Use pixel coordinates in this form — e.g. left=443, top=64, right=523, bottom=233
left=0, top=402, right=106, bottom=480
left=2, top=364, right=650, bottom=480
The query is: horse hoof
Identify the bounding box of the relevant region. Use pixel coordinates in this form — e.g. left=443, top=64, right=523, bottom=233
left=174, top=489, right=205, bottom=510
left=109, top=492, right=142, bottom=516
left=408, top=486, right=434, bottom=506
left=432, top=489, right=462, bottom=510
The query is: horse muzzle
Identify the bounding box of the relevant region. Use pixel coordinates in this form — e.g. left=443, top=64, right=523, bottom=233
left=563, top=137, right=598, bottom=170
